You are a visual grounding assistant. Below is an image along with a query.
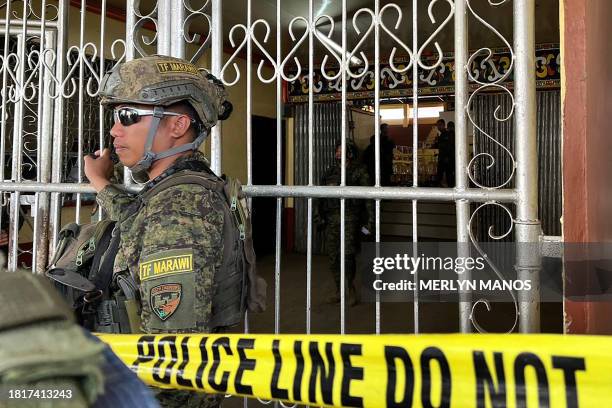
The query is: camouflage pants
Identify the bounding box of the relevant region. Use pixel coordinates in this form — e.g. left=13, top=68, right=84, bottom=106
left=325, top=219, right=360, bottom=289
left=153, top=326, right=232, bottom=407
left=155, top=389, right=224, bottom=408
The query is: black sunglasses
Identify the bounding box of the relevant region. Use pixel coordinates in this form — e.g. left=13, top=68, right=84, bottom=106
left=113, top=107, right=186, bottom=127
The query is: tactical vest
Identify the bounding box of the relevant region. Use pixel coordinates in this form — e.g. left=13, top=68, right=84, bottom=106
left=47, top=166, right=266, bottom=333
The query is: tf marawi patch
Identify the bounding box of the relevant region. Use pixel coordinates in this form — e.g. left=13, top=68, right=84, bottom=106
left=139, top=249, right=193, bottom=282
left=150, top=283, right=182, bottom=321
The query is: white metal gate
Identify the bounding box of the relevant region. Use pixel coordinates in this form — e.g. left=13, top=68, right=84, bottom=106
left=0, top=0, right=542, bottom=336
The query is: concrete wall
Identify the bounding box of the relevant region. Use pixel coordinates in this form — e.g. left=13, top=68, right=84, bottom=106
left=562, top=0, right=612, bottom=333
left=202, top=57, right=277, bottom=182
left=352, top=108, right=374, bottom=151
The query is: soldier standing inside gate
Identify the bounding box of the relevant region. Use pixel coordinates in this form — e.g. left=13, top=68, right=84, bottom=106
left=316, top=141, right=373, bottom=306
left=436, top=121, right=455, bottom=187
left=84, top=55, right=236, bottom=408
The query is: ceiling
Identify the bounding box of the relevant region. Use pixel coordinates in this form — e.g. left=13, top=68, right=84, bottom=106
left=106, top=0, right=559, bottom=63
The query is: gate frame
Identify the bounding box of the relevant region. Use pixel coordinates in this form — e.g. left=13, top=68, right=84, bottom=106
left=0, top=0, right=542, bottom=334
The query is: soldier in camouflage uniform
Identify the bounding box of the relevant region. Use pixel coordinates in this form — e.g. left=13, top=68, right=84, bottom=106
left=316, top=141, right=373, bottom=306
left=84, top=55, right=232, bottom=408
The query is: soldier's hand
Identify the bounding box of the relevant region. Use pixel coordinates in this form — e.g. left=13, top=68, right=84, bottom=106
left=84, top=149, right=113, bottom=192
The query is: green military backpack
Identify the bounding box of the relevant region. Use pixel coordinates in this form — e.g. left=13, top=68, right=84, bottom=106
left=0, top=272, right=106, bottom=405
left=46, top=169, right=266, bottom=333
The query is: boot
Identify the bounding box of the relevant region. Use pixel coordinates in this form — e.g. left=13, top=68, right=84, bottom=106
left=327, top=289, right=340, bottom=304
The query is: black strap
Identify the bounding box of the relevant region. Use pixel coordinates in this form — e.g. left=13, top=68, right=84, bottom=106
left=88, top=223, right=117, bottom=294
left=116, top=273, right=138, bottom=300
left=89, top=196, right=144, bottom=296
left=140, top=156, right=215, bottom=195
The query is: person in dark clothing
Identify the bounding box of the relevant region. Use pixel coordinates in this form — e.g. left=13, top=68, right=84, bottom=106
left=436, top=121, right=455, bottom=187
left=316, top=141, right=373, bottom=306
left=363, top=124, right=395, bottom=186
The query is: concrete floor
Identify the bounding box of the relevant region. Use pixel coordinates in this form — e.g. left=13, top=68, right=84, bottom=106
left=237, top=252, right=563, bottom=334
left=223, top=251, right=563, bottom=407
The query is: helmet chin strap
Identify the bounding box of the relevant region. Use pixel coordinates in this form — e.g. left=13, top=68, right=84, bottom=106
left=129, top=106, right=208, bottom=183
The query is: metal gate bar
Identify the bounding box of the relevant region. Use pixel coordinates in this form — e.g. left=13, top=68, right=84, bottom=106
left=373, top=0, right=381, bottom=334
left=514, top=0, right=540, bottom=333
left=49, top=0, right=68, bottom=252
left=0, top=1, right=14, bottom=268
left=210, top=0, right=222, bottom=175
left=306, top=0, right=314, bottom=334
left=75, top=0, right=86, bottom=223
left=274, top=0, right=283, bottom=337
left=96, top=0, right=107, bottom=223
left=8, top=13, right=27, bottom=271
left=410, top=0, right=419, bottom=335
left=0, top=181, right=518, bottom=201
left=33, top=27, right=55, bottom=274
left=455, top=0, right=472, bottom=333
left=0, top=1, right=542, bottom=337
left=339, top=0, right=347, bottom=333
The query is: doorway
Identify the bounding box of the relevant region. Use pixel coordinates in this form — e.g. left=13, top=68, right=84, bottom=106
left=251, top=115, right=285, bottom=257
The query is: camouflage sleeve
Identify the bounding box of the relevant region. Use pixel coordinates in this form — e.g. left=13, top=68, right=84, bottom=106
left=315, top=166, right=333, bottom=222
left=96, top=184, right=138, bottom=222
left=136, top=185, right=224, bottom=334
left=358, top=166, right=374, bottom=228
left=357, top=165, right=371, bottom=186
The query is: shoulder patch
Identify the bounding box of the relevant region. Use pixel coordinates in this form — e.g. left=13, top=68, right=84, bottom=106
left=139, top=249, right=193, bottom=281
left=150, top=283, right=182, bottom=321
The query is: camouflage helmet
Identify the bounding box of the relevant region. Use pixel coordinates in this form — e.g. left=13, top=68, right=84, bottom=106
left=99, top=55, right=232, bottom=129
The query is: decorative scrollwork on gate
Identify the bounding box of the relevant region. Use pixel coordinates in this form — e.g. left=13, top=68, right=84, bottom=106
left=465, top=0, right=516, bottom=189
left=220, top=23, right=248, bottom=86
left=183, top=0, right=211, bottom=65
left=416, top=0, right=455, bottom=70
left=468, top=201, right=519, bottom=333
left=379, top=3, right=414, bottom=74
left=278, top=16, right=308, bottom=83
left=315, top=14, right=342, bottom=81
left=61, top=51, right=116, bottom=181
left=219, top=1, right=461, bottom=94
left=464, top=0, right=520, bottom=333
left=110, top=39, right=127, bottom=69
left=466, top=84, right=516, bottom=189
left=0, top=0, right=58, bottom=22
left=220, top=17, right=278, bottom=86
left=130, top=0, right=158, bottom=58
left=345, top=7, right=374, bottom=80
left=250, top=19, right=279, bottom=84
left=466, top=0, right=514, bottom=85
left=0, top=45, right=42, bottom=104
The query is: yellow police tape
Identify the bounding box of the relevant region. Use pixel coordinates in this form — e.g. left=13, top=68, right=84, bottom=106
left=97, top=333, right=612, bottom=407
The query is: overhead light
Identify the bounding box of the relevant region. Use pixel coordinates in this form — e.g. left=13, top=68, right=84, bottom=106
left=380, top=105, right=445, bottom=121
left=361, top=105, right=374, bottom=113
left=408, top=105, right=445, bottom=119
left=380, top=108, right=404, bottom=120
